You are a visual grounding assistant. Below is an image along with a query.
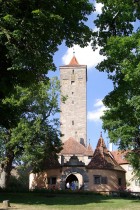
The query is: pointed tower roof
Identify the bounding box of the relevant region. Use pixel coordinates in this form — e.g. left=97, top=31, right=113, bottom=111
left=87, top=135, right=126, bottom=172
left=69, top=55, right=79, bottom=65
left=84, top=143, right=94, bottom=156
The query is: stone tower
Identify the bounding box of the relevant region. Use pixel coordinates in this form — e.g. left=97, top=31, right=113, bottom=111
left=60, top=55, right=87, bottom=146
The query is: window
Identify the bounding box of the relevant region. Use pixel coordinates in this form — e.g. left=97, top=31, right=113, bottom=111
left=101, top=176, right=108, bottom=184
left=72, top=100, right=74, bottom=104
left=72, top=121, right=74, bottom=125
left=94, top=175, right=108, bottom=184
left=128, top=165, right=133, bottom=171
left=118, top=178, right=122, bottom=186
left=80, top=138, right=84, bottom=145
left=135, top=179, right=140, bottom=186
left=94, top=176, right=100, bottom=184
left=71, top=71, right=75, bottom=82
left=71, top=81, right=74, bottom=84
left=48, top=177, right=56, bottom=185
left=51, top=177, right=56, bottom=184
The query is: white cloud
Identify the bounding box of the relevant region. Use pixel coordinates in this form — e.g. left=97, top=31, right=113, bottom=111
left=95, top=2, right=103, bottom=14
left=62, top=44, right=105, bottom=70
left=94, top=99, right=103, bottom=107
left=87, top=99, right=108, bottom=122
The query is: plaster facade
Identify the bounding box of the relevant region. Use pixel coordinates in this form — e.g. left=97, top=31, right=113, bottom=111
left=120, top=164, right=140, bottom=192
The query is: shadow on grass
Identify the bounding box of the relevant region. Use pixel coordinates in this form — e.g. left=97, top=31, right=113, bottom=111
left=0, top=192, right=139, bottom=207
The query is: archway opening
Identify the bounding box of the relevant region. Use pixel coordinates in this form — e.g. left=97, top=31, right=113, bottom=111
left=66, top=174, right=78, bottom=190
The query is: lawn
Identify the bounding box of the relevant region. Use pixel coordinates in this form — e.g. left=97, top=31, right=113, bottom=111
left=0, top=192, right=139, bottom=210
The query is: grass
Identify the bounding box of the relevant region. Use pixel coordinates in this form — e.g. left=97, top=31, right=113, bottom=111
left=0, top=191, right=139, bottom=210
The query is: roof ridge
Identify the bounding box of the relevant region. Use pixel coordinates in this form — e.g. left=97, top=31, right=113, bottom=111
left=60, top=137, right=86, bottom=155
left=87, top=136, right=125, bottom=171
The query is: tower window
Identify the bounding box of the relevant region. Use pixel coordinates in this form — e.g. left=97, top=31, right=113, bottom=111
left=72, top=121, right=74, bottom=125
left=118, top=178, right=122, bottom=186
left=71, top=71, right=75, bottom=82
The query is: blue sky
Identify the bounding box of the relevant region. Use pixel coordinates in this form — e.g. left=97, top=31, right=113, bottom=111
left=50, top=2, right=116, bottom=150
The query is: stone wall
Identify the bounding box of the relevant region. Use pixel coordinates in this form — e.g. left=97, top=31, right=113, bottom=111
left=60, top=65, right=87, bottom=146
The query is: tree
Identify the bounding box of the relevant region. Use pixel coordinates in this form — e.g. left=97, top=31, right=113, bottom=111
left=93, top=0, right=140, bottom=176
left=0, top=0, right=93, bottom=188
left=0, top=77, right=62, bottom=189
left=1, top=0, right=93, bottom=107
left=0, top=0, right=93, bottom=102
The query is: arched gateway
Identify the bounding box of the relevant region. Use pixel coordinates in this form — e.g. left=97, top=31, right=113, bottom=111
left=29, top=56, right=126, bottom=193
left=60, top=168, right=89, bottom=190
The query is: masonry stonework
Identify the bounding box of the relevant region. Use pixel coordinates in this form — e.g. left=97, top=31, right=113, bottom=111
left=60, top=63, right=87, bottom=146
left=29, top=56, right=127, bottom=193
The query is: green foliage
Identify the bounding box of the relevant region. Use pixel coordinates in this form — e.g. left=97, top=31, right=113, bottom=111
left=126, top=151, right=140, bottom=177
left=0, top=0, right=93, bottom=138
left=94, top=0, right=140, bottom=176
left=0, top=0, right=92, bottom=92
left=0, top=77, right=62, bottom=171
left=0, top=0, right=93, bottom=188
left=7, top=167, right=30, bottom=192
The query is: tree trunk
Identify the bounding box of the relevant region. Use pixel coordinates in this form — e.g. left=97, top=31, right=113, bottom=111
left=0, top=168, right=10, bottom=189
left=0, top=150, right=14, bottom=189
left=0, top=170, right=7, bottom=189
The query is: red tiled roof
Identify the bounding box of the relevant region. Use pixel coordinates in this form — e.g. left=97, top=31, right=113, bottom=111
left=87, top=136, right=125, bottom=172
left=84, top=144, right=94, bottom=156
left=111, top=150, right=129, bottom=165
left=69, top=56, right=79, bottom=65
left=60, top=137, right=86, bottom=155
